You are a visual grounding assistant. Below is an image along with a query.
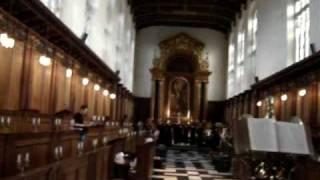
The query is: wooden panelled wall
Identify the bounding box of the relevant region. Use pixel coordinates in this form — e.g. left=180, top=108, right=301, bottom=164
left=0, top=8, right=138, bottom=180
left=225, top=52, right=320, bottom=180
left=225, top=55, right=320, bottom=137
left=0, top=9, right=134, bottom=122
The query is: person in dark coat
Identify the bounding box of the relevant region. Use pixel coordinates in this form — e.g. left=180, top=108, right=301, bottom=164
left=73, top=105, right=90, bottom=141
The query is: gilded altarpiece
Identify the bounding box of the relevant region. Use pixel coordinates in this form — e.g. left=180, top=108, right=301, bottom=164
left=150, top=33, right=211, bottom=124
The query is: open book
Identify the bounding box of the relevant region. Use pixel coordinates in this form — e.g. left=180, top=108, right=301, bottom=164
left=234, top=118, right=314, bottom=155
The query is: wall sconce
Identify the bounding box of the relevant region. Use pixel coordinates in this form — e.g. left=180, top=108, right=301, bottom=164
left=39, top=55, right=52, bottom=66
left=54, top=118, right=62, bottom=130
left=0, top=116, right=4, bottom=127
left=32, top=117, right=41, bottom=132
left=298, top=89, right=307, bottom=97
left=0, top=116, right=11, bottom=128
left=66, top=68, right=73, bottom=78
left=54, top=146, right=63, bottom=160
left=94, top=84, right=100, bottom=91
left=103, top=89, right=109, bottom=96
left=0, top=32, right=15, bottom=48
left=70, top=119, right=75, bottom=127
left=16, top=152, right=30, bottom=175
left=280, top=94, right=288, bottom=102
left=92, top=139, right=98, bottom=150
left=82, top=77, right=89, bottom=86
left=110, top=93, right=116, bottom=99
left=77, top=141, right=84, bottom=156
left=102, top=136, right=108, bottom=146
left=256, top=101, right=262, bottom=107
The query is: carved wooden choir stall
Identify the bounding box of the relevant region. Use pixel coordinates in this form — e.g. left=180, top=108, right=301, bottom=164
left=0, top=1, right=155, bottom=180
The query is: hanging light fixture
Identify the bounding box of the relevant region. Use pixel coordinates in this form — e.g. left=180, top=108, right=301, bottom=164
left=66, top=68, right=73, bottom=78
left=39, top=55, right=52, bottom=66
left=110, top=93, right=116, bottom=99
left=103, top=89, right=109, bottom=96
left=94, top=84, right=100, bottom=91
left=82, top=77, right=89, bottom=86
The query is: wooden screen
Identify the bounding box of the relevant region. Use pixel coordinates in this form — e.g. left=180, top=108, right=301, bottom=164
left=0, top=40, right=24, bottom=110
left=54, top=57, right=72, bottom=112
left=70, top=71, right=85, bottom=113
left=28, top=46, right=53, bottom=114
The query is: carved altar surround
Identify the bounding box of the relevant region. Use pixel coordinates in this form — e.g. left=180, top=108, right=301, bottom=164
left=150, top=33, right=211, bottom=124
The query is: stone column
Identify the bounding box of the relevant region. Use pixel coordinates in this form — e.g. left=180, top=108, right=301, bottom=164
left=199, top=81, right=208, bottom=122
left=150, top=80, right=156, bottom=121
left=158, top=80, right=164, bottom=123
left=194, top=80, right=201, bottom=122
left=153, top=80, right=160, bottom=123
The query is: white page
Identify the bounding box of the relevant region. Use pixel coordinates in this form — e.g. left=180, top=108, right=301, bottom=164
left=276, top=122, right=310, bottom=155
left=247, top=118, right=278, bottom=152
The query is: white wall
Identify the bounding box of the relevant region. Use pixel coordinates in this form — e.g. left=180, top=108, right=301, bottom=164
left=227, top=0, right=320, bottom=98
left=256, top=0, right=288, bottom=80
left=40, top=0, right=136, bottom=91
left=133, top=26, right=228, bottom=101
left=310, top=0, right=320, bottom=53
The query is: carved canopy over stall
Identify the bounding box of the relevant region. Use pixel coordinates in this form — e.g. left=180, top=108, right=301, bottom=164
left=152, top=33, right=210, bottom=79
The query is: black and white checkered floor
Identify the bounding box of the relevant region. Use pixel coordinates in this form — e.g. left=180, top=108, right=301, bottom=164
left=152, top=149, right=238, bottom=180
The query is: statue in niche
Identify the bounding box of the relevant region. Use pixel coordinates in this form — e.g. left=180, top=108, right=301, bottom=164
left=169, top=78, right=189, bottom=117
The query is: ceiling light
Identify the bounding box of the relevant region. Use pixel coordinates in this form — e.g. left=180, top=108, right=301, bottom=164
left=39, top=55, right=51, bottom=66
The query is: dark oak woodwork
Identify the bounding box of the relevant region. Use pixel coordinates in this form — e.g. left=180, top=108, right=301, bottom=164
left=129, top=0, right=246, bottom=33
left=135, top=142, right=156, bottom=180
left=226, top=52, right=320, bottom=180
left=0, top=1, right=119, bottom=82
left=0, top=5, right=139, bottom=180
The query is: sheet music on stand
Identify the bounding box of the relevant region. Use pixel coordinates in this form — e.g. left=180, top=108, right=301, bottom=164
left=235, top=117, right=314, bottom=156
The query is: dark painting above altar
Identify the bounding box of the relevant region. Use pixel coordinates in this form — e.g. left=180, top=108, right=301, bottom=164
left=169, top=77, right=190, bottom=118
left=150, top=33, right=211, bottom=124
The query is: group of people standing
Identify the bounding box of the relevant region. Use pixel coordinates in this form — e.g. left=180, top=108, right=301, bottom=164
left=156, top=121, right=230, bottom=150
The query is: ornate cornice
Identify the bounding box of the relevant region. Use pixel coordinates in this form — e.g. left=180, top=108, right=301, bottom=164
left=153, top=33, right=210, bottom=73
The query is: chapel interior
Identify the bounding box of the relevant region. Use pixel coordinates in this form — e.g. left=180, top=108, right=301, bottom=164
left=0, top=0, right=320, bottom=180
